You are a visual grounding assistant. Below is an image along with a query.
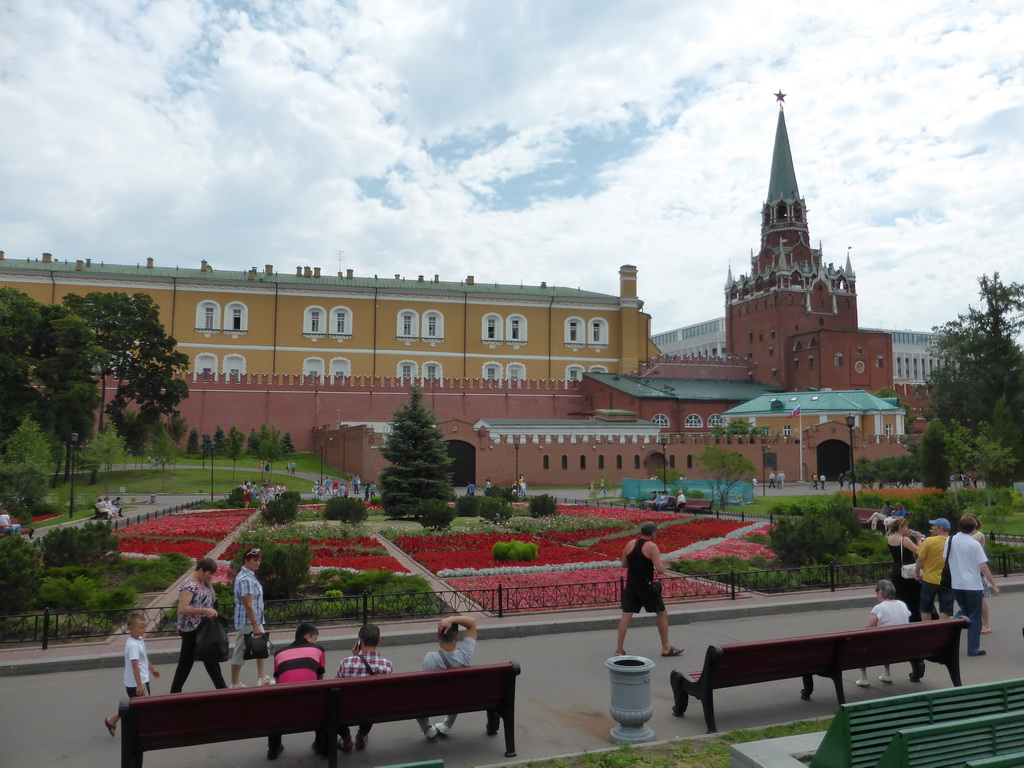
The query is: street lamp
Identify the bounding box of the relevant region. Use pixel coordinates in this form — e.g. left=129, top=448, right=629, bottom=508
left=69, top=432, right=79, bottom=519
left=760, top=443, right=768, bottom=497
left=513, top=441, right=520, bottom=489
left=845, top=413, right=858, bottom=507
left=319, top=441, right=325, bottom=484
left=209, top=437, right=216, bottom=502
left=658, top=435, right=668, bottom=494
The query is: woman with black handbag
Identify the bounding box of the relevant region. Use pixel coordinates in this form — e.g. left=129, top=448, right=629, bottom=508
left=169, top=557, right=228, bottom=692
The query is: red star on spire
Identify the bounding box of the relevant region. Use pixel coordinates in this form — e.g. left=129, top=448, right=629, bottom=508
left=774, top=90, right=786, bottom=103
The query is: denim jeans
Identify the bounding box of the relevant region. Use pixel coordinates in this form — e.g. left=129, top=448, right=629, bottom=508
left=952, top=588, right=984, bottom=655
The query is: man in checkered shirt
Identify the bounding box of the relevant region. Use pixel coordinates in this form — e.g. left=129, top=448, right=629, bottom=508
left=335, top=624, right=393, bottom=752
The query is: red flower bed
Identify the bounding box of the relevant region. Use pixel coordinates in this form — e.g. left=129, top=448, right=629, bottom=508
left=31, top=513, right=61, bottom=522
left=116, top=510, right=250, bottom=541
left=534, top=528, right=625, bottom=545
left=117, top=537, right=220, bottom=559
left=312, top=555, right=410, bottom=572
left=554, top=506, right=680, bottom=525
left=446, top=570, right=729, bottom=611
left=583, top=519, right=748, bottom=558
left=223, top=536, right=408, bottom=572
left=392, top=533, right=603, bottom=573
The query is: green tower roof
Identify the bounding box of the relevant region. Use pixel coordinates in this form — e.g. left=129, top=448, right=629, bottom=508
left=766, top=107, right=801, bottom=205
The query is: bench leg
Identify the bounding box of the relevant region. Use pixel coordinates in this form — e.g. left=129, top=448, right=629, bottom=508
left=486, top=708, right=500, bottom=736
left=800, top=674, right=814, bottom=701
left=499, top=709, right=516, bottom=757
left=669, top=670, right=690, bottom=717
left=701, top=693, right=717, bottom=733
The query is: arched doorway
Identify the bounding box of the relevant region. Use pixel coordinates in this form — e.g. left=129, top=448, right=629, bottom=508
left=446, top=440, right=477, bottom=487
left=815, top=439, right=852, bottom=480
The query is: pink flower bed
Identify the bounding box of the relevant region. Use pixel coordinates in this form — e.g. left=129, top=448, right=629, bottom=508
left=446, top=570, right=729, bottom=611
left=584, top=519, right=749, bottom=558
left=681, top=539, right=776, bottom=560
left=223, top=536, right=410, bottom=573
left=392, top=532, right=604, bottom=573
left=117, top=536, right=223, bottom=559
left=554, top=506, right=680, bottom=525
left=116, top=510, right=251, bottom=558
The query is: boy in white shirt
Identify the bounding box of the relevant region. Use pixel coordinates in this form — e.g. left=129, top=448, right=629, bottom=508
left=104, top=612, right=159, bottom=736
left=856, top=580, right=910, bottom=686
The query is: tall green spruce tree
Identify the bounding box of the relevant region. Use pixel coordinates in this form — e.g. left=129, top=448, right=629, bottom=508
left=379, top=386, right=453, bottom=518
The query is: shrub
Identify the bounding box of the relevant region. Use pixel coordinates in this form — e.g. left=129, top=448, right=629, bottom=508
left=39, top=522, right=120, bottom=568
left=491, top=540, right=539, bottom=562
left=456, top=495, right=480, bottom=517
left=280, top=490, right=302, bottom=503
left=324, top=497, right=368, bottom=524
left=769, top=505, right=855, bottom=567
left=484, top=486, right=517, bottom=502
left=38, top=575, right=138, bottom=610
left=528, top=494, right=557, bottom=517
left=0, top=536, right=43, bottom=613
left=478, top=497, right=514, bottom=523
left=231, top=536, right=311, bottom=599
left=418, top=499, right=456, bottom=531
left=261, top=497, right=299, bottom=525
left=225, top=487, right=246, bottom=508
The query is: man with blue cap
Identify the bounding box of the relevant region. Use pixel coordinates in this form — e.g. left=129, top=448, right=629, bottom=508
left=914, top=518, right=953, bottom=624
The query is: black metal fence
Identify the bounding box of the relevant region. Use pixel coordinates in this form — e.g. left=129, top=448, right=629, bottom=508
left=9, top=550, right=1024, bottom=649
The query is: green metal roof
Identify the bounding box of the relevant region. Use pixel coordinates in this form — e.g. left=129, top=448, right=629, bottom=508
left=724, top=390, right=903, bottom=416
left=587, top=373, right=784, bottom=401
left=0, top=256, right=615, bottom=300
left=766, top=108, right=801, bottom=205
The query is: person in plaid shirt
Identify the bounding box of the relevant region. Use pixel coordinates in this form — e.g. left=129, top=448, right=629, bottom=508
left=336, top=624, right=393, bottom=751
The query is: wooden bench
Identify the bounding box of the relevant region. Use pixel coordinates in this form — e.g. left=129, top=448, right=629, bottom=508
left=0, top=526, right=33, bottom=539
left=875, top=710, right=1024, bottom=768
left=119, top=661, right=520, bottom=768
left=681, top=499, right=713, bottom=514
left=809, top=675, right=1024, bottom=768
left=853, top=507, right=887, bottom=530
left=669, top=619, right=967, bottom=733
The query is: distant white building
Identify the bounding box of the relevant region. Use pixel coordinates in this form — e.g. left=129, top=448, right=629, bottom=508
left=654, top=318, right=940, bottom=385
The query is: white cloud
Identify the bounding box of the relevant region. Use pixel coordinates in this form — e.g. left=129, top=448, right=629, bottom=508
left=1, top=0, right=1023, bottom=334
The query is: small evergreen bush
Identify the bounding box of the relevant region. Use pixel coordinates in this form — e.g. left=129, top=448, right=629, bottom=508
left=418, top=499, right=456, bottom=531
left=280, top=490, right=302, bottom=503
left=39, top=522, right=119, bottom=568
left=225, top=487, right=246, bottom=508
left=528, top=494, right=557, bottom=517
left=478, top=497, right=514, bottom=523
left=484, top=486, right=517, bottom=502
left=261, top=497, right=299, bottom=525
left=0, top=536, right=43, bottom=614
left=231, top=535, right=312, bottom=599
left=492, top=540, right=539, bottom=562
left=456, top=495, right=480, bottom=517
left=324, top=497, right=368, bottom=524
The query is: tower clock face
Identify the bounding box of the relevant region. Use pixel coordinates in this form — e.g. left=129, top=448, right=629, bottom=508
left=854, top=360, right=865, bottom=373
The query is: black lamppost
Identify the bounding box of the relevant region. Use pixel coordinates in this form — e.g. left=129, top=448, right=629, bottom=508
left=319, top=441, right=325, bottom=484
left=760, top=443, right=768, bottom=497
left=513, top=441, right=520, bottom=488
left=658, top=435, right=668, bottom=493
left=845, top=413, right=857, bottom=507
left=209, top=437, right=216, bottom=502
left=69, top=432, right=79, bottom=518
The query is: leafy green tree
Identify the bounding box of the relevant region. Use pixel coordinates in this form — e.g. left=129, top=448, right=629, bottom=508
left=213, top=425, right=226, bottom=453
left=167, top=413, right=189, bottom=448
left=255, top=424, right=285, bottom=478
left=62, top=291, right=190, bottom=431
left=223, top=426, right=247, bottom=479
left=85, top=425, right=128, bottom=493
left=0, top=537, right=43, bottom=614
left=928, top=273, right=1024, bottom=431
left=149, top=426, right=178, bottom=492
left=919, top=420, right=950, bottom=490
left=0, top=288, right=44, bottom=444
left=974, top=430, right=1016, bottom=504
left=696, top=445, right=755, bottom=510
left=985, top=396, right=1022, bottom=484
left=0, top=418, right=51, bottom=517
left=379, top=386, right=454, bottom=518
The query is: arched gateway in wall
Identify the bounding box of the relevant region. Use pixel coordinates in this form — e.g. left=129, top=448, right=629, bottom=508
left=446, top=440, right=477, bottom=487
left=815, top=439, right=852, bottom=481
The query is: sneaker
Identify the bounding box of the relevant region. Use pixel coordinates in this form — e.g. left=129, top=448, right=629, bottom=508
left=855, top=676, right=870, bottom=687
left=230, top=682, right=247, bottom=689
left=339, top=737, right=353, bottom=753
left=355, top=735, right=368, bottom=750
left=878, top=672, right=893, bottom=683
left=258, top=675, right=275, bottom=686
left=434, top=722, right=451, bottom=737
left=424, top=726, right=438, bottom=741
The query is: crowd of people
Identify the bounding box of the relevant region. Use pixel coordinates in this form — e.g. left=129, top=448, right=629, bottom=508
left=238, top=480, right=288, bottom=509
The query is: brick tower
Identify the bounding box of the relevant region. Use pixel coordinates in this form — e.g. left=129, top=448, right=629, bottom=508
left=725, top=94, right=892, bottom=391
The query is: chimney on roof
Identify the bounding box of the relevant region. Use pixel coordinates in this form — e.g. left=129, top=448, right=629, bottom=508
left=346, top=268, right=354, bottom=279
left=394, top=274, right=400, bottom=280
left=201, top=260, right=209, bottom=271
left=146, top=257, right=154, bottom=269
left=264, top=264, right=273, bottom=275
left=304, top=266, right=313, bottom=277
left=42, top=252, right=52, bottom=263
left=75, top=260, right=85, bottom=271
left=433, top=274, right=439, bottom=283
left=296, top=266, right=303, bottom=276
left=417, top=275, right=424, bottom=282
left=0, top=250, right=5, bottom=260
left=313, top=266, right=321, bottom=278
left=247, top=269, right=255, bottom=280
left=541, top=281, right=547, bottom=288
left=466, top=275, right=475, bottom=285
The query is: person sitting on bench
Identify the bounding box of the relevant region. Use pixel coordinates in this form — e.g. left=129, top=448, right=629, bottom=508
left=0, top=509, right=22, bottom=536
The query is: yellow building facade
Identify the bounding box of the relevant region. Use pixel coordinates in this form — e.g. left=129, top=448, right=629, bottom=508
left=0, top=253, right=656, bottom=380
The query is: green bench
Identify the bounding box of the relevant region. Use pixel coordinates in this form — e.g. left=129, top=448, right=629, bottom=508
left=874, top=710, right=1024, bottom=768
left=966, top=755, right=1024, bottom=768
left=376, top=762, right=444, bottom=768
left=810, top=677, right=1024, bottom=768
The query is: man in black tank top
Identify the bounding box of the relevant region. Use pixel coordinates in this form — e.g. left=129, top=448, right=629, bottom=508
left=615, top=522, right=683, bottom=657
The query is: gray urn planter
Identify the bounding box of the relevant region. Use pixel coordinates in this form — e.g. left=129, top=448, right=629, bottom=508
left=606, top=655, right=655, bottom=744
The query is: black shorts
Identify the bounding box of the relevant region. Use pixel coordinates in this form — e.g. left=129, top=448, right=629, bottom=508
left=621, top=582, right=665, bottom=614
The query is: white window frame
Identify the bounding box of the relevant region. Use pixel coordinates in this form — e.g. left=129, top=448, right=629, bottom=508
left=565, top=364, right=584, bottom=381
left=398, top=360, right=417, bottom=380
left=397, top=310, right=419, bottom=338
left=684, top=413, right=703, bottom=428
left=507, top=363, right=526, bottom=381
left=223, top=354, right=246, bottom=375
left=224, top=302, right=247, bottom=332
left=329, top=357, right=351, bottom=378
left=652, top=414, right=670, bottom=428
left=589, top=318, right=609, bottom=345
left=588, top=365, right=608, bottom=373
left=423, top=362, right=443, bottom=381
left=330, top=306, right=352, bottom=337
left=506, top=315, right=527, bottom=342
left=304, top=306, right=327, bottom=335
left=708, top=414, right=725, bottom=428
left=195, top=353, right=218, bottom=373
left=196, top=301, right=221, bottom=331
left=303, top=357, right=325, bottom=377
left=423, top=311, right=443, bottom=339
left=483, top=313, right=503, bottom=341
left=565, top=317, right=584, bottom=344
left=483, top=362, right=502, bottom=381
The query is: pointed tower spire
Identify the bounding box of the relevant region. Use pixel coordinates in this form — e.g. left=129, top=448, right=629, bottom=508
left=845, top=246, right=855, bottom=277
left=766, top=104, right=800, bottom=205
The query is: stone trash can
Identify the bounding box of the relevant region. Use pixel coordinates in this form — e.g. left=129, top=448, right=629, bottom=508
left=606, top=655, right=656, bottom=744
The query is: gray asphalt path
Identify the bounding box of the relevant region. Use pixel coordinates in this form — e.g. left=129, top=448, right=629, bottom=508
left=4, top=586, right=1023, bottom=768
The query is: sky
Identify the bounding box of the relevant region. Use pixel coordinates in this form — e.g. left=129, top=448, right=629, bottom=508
left=2, top=0, right=1023, bottom=337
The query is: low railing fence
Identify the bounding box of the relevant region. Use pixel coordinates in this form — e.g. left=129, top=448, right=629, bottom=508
left=9, top=550, right=1024, bottom=649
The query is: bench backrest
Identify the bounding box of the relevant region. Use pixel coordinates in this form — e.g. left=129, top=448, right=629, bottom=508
left=966, top=754, right=1024, bottom=768
left=837, top=619, right=965, bottom=670
left=874, top=710, right=1024, bottom=768
left=810, top=677, right=1024, bottom=768
left=336, top=663, right=520, bottom=724
left=708, top=635, right=838, bottom=688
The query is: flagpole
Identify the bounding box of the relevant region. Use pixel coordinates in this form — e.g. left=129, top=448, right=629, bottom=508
left=798, top=412, right=804, bottom=483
